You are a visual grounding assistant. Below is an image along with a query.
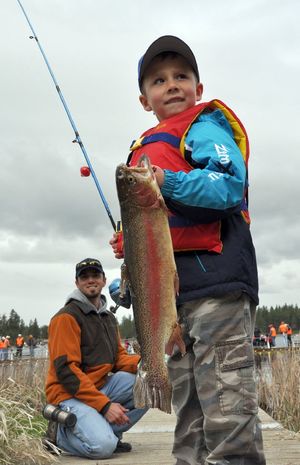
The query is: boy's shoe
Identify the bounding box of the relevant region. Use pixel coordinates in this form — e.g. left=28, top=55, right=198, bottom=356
left=115, top=440, right=132, bottom=453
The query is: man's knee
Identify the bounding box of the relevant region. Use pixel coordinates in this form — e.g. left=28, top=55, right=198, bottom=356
left=63, top=435, right=117, bottom=459
left=110, top=371, right=136, bottom=395
left=114, top=370, right=135, bottom=384
left=84, top=437, right=117, bottom=459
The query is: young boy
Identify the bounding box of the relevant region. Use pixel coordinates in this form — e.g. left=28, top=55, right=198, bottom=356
left=111, top=35, right=265, bottom=465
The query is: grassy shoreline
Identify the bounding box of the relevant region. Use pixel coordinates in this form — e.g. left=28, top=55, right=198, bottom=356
left=1, top=350, right=299, bottom=463
left=0, top=359, right=55, bottom=465
left=257, top=348, right=300, bottom=433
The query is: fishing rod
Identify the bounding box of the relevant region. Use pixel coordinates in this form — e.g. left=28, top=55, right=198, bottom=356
left=16, top=0, right=116, bottom=231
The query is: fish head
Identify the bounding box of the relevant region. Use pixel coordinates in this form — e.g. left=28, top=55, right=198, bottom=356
left=116, top=155, right=161, bottom=208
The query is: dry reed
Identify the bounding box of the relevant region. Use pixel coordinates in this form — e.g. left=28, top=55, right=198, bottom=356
left=257, top=349, right=300, bottom=432
left=0, top=359, right=57, bottom=465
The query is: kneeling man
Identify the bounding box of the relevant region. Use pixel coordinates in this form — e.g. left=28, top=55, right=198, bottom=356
left=45, top=258, right=147, bottom=459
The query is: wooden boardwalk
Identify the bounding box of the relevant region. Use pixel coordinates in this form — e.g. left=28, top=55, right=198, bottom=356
left=57, top=408, right=300, bottom=465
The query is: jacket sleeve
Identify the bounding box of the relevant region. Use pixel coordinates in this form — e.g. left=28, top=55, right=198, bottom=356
left=161, top=109, right=247, bottom=222
left=48, top=313, right=111, bottom=413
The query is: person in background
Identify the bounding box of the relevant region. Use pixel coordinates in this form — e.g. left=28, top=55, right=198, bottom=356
left=278, top=321, right=288, bottom=347
left=45, top=258, right=147, bottom=459
left=268, top=324, right=277, bottom=347
left=253, top=327, right=262, bottom=347
left=27, top=334, right=37, bottom=357
left=110, top=35, right=265, bottom=465
left=2, top=336, right=10, bottom=361
left=15, top=333, right=24, bottom=358
left=287, top=324, right=293, bottom=347
left=0, top=337, right=6, bottom=361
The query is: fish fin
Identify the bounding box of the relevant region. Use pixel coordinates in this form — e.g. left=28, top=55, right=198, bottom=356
left=174, top=271, right=179, bottom=296
left=157, top=192, right=168, bottom=212
left=120, top=262, right=128, bottom=298
left=131, top=340, right=141, bottom=355
left=165, top=323, right=186, bottom=356
left=137, top=154, right=150, bottom=168
left=133, top=368, right=172, bottom=414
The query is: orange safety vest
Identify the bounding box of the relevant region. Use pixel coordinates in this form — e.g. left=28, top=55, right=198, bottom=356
left=287, top=327, right=292, bottom=336
left=16, top=336, right=24, bottom=347
left=270, top=327, right=277, bottom=337
left=129, top=100, right=249, bottom=253
left=0, top=340, right=6, bottom=349
left=279, top=324, right=288, bottom=334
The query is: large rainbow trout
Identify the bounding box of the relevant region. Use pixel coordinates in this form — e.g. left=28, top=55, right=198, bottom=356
left=116, top=155, right=185, bottom=414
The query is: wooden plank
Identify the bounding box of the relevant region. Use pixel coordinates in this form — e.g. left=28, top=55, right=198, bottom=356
left=57, top=408, right=300, bottom=465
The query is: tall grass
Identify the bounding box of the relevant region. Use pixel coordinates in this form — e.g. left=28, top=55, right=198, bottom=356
left=257, top=349, right=300, bottom=433
left=0, top=359, right=56, bottom=465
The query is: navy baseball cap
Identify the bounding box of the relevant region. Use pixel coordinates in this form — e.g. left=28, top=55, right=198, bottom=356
left=75, top=258, right=104, bottom=278
left=138, top=35, right=200, bottom=92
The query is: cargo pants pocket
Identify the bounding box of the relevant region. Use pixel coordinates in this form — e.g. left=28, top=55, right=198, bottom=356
left=215, top=337, right=258, bottom=415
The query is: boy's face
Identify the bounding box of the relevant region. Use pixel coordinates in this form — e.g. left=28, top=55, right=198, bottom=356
left=139, top=55, right=203, bottom=122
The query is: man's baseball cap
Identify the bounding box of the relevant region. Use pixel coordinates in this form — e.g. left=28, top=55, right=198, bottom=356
left=75, top=258, right=104, bottom=278
left=138, top=35, right=200, bottom=91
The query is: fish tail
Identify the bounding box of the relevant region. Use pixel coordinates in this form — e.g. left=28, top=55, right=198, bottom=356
left=133, top=369, right=172, bottom=414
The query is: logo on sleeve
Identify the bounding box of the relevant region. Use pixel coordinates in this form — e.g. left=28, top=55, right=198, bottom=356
left=214, top=144, right=230, bottom=164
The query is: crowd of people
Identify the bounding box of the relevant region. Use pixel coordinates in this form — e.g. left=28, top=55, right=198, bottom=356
left=253, top=321, right=293, bottom=348
left=0, top=333, right=37, bottom=361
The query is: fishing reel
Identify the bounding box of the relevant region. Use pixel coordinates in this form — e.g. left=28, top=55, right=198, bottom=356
left=109, top=278, right=131, bottom=312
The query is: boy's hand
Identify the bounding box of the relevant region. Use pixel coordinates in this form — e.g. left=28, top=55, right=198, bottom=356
left=109, top=233, right=124, bottom=259
left=152, top=165, right=165, bottom=187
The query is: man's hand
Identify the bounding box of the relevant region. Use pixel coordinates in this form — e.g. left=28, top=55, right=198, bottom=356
left=104, top=402, right=130, bottom=425
left=152, top=165, right=165, bottom=187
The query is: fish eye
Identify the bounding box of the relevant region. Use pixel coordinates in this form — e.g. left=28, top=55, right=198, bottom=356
left=127, top=175, right=135, bottom=184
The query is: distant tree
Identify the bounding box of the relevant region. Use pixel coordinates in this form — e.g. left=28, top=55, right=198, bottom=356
left=7, top=309, right=22, bottom=339
left=256, top=304, right=300, bottom=334
left=19, top=319, right=26, bottom=336
left=28, top=318, right=40, bottom=338
left=0, top=309, right=49, bottom=341
left=40, top=325, right=48, bottom=339
left=0, top=313, right=8, bottom=336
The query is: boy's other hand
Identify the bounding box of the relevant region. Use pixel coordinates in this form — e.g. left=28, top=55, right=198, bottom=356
left=152, top=165, right=165, bottom=187
left=109, top=233, right=124, bottom=259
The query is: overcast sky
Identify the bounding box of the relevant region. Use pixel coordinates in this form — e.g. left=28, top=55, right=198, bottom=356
left=1, top=0, right=299, bottom=327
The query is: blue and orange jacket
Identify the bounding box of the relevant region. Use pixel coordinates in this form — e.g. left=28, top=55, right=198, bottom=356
left=129, top=100, right=250, bottom=254
left=128, top=100, right=258, bottom=304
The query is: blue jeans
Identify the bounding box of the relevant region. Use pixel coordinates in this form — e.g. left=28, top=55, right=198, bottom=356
left=56, top=371, right=148, bottom=459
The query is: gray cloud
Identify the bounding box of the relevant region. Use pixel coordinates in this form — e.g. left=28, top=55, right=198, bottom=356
left=1, top=0, right=299, bottom=325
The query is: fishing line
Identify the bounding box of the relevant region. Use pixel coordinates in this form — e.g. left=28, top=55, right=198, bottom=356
left=16, top=0, right=116, bottom=231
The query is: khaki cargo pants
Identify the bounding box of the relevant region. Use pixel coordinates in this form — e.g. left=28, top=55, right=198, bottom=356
left=168, top=291, right=266, bottom=465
